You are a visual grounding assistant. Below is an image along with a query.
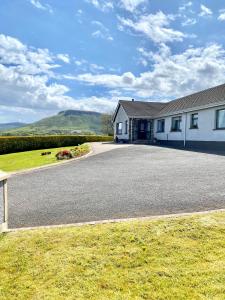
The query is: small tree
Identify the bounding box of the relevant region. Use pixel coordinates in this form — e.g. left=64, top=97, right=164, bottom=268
left=101, top=114, right=113, bottom=136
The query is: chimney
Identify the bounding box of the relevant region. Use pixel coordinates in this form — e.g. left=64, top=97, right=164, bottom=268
left=132, top=98, right=135, bottom=102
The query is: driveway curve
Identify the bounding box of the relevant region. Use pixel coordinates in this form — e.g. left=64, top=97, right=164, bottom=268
left=8, top=144, right=225, bottom=228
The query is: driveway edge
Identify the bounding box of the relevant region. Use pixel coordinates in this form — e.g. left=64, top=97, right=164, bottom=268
left=8, top=208, right=225, bottom=232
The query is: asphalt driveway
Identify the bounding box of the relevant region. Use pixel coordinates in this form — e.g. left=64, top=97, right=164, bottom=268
left=8, top=144, right=225, bottom=228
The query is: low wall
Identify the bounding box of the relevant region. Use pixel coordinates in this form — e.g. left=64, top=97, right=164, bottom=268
left=0, top=172, right=9, bottom=232
left=0, top=181, right=3, bottom=228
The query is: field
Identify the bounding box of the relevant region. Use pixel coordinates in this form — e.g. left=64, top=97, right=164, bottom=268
left=0, top=212, right=225, bottom=299
left=0, top=144, right=90, bottom=172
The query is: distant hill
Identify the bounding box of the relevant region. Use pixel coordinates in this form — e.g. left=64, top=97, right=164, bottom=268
left=0, top=122, right=26, bottom=130
left=1, top=110, right=104, bottom=135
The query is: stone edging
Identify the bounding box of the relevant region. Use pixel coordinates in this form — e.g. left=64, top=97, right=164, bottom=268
left=8, top=208, right=225, bottom=232
left=9, top=144, right=93, bottom=176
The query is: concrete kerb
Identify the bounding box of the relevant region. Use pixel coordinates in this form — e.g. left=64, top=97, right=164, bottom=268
left=8, top=208, right=225, bottom=233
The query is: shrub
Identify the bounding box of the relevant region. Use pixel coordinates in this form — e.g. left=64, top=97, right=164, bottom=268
left=0, top=135, right=113, bottom=155
left=71, top=144, right=90, bottom=157
left=56, top=150, right=73, bottom=160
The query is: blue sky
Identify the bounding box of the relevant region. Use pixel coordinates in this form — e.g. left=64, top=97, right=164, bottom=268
left=1, top=0, right=225, bottom=123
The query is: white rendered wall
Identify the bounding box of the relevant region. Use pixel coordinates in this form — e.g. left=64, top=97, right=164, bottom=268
left=154, top=105, right=225, bottom=142
left=114, top=105, right=129, bottom=140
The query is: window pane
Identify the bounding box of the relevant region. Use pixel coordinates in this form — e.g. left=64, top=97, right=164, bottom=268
left=116, top=122, right=123, bottom=134
left=191, top=113, right=198, bottom=128
left=171, top=116, right=181, bottom=131
left=217, top=110, right=225, bottom=128
left=158, top=119, right=165, bottom=132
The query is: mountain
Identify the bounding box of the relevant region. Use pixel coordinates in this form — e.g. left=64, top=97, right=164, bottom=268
left=1, top=110, right=104, bottom=135
left=0, top=122, right=27, bottom=130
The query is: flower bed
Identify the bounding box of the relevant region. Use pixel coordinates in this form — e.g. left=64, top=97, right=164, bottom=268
left=55, top=144, right=90, bottom=160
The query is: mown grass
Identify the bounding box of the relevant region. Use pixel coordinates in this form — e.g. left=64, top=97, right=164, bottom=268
left=0, top=212, right=225, bottom=299
left=0, top=143, right=90, bottom=172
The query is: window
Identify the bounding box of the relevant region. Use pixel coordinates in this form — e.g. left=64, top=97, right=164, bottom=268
left=171, top=116, right=182, bottom=132
left=157, top=119, right=165, bottom=132
left=190, top=113, right=198, bottom=129
left=216, top=109, right=225, bottom=129
left=125, top=120, right=128, bottom=134
left=116, top=122, right=123, bottom=135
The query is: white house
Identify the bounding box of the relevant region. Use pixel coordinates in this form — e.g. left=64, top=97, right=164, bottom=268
left=112, top=83, right=225, bottom=151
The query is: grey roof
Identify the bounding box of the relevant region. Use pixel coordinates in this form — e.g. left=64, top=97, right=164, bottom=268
left=116, top=83, right=225, bottom=120
left=119, top=100, right=166, bottom=118
left=158, top=83, right=225, bottom=116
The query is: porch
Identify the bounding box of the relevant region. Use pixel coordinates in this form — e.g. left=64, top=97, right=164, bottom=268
left=129, top=118, right=154, bottom=143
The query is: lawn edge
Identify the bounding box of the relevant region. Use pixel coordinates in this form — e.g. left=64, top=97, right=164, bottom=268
left=8, top=144, right=93, bottom=176
left=8, top=208, right=225, bottom=232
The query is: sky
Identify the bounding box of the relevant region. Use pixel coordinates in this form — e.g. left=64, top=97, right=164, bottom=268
left=1, top=0, right=225, bottom=123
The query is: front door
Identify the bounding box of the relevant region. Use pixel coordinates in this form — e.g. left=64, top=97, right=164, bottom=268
left=138, top=120, right=147, bottom=140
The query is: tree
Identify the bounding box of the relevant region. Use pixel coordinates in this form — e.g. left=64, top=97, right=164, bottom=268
left=101, top=114, right=113, bottom=136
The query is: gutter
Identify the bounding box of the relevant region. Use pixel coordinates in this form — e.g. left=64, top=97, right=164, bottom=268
left=184, top=112, right=187, bottom=147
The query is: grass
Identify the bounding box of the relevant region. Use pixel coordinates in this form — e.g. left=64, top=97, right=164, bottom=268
left=0, top=212, right=225, bottom=299
left=0, top=143, right=90, bottom=172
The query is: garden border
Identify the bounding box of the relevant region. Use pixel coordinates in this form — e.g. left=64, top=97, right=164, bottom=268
left=9, top=144, right=93, bottom=176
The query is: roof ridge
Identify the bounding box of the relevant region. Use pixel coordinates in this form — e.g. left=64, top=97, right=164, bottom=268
left=119, top=100, right=167, bottom=105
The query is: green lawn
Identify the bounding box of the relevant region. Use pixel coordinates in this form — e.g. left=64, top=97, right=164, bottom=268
left=0, top=143, right=90, bottom=172
left=0, top=212, right=225, bottom=299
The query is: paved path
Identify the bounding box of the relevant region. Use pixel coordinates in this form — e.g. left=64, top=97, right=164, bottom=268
left=8, top=144, right=225, bottom=228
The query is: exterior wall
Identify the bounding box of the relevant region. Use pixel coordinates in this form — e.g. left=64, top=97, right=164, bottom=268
left=154, top=105, right=225, bottom=144
left=114, top=105, right=129, bottom=141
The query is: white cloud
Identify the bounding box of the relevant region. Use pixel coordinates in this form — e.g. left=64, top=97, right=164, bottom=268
left=75, top=59, right=88, bottom=67
left=91, top=21, right=113, bottom=41
left=118, top=11, right=187, bottom=43
left=57, top=54, right=70, bottom=64
left=76, top=9, right=84, bottom=23
left=182, top=18, right=197, bottom=26
left=74, top=43, right=225, bottom=99
left=73, top=59, right=105, bottom=73
left=92, top=30, right=113, bottom=41
left=30, top=0, right=53, bottom=13
left=199, top=4, right=212, bottom=17
left=0, top=34, right=57, bottom=76
left=90, top=63, right=105, bottom=71
left=218, top=9, right=225, bottom=21
left=179, top=1, right=192, bottom=12
left=0, top=34, right=80, bottom=111
left=0, top=34, right=128, bottom=115
left=119, top=0, right=146, bottom=12
left=86, top=0, right=113, bottom=12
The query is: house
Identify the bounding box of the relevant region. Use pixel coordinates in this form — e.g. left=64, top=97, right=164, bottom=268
left=112, top=83, right=225, bottom=151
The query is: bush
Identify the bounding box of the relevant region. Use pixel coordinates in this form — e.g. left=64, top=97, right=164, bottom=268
left=0, top=135, right=113, bottom=155
left=56, top=150, right=73, bottom=160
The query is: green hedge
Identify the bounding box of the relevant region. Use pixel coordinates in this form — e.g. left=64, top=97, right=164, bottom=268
left=0, top=135, right=113, bottom=155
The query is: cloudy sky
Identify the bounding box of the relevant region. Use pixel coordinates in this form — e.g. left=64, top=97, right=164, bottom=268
left=1, top=0, right=225, bottom=123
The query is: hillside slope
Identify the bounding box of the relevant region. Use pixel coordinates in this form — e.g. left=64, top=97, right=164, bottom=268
left=0, top=122, right=26, bottom=130
left=1, top=110, right=103, bottom=135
